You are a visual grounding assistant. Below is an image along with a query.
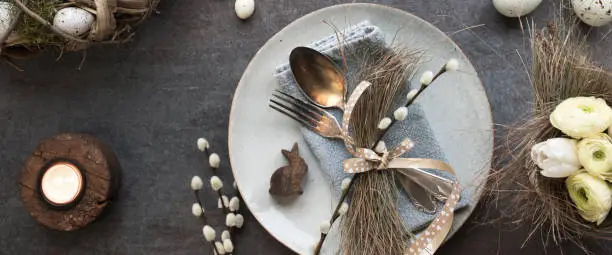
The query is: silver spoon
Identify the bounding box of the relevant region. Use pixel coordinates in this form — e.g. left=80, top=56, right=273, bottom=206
left=289, top=47, right=346, bottom=111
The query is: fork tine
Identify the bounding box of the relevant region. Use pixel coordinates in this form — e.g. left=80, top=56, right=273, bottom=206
left=271, top=93, right=323, bottom=119
left=269, top=99, right=317, bottom=128
left=269, top=97, right=320, bottom=123
left=274, top=89, right=327, bottom=116
left=269, top=103, right=315, bottom=129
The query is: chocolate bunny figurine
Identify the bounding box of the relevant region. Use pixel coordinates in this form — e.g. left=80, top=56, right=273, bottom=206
left=269, top=143, right=308, bottom=196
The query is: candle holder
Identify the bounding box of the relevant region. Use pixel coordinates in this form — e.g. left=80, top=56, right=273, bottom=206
left=19, top=133, right=121, bottom=231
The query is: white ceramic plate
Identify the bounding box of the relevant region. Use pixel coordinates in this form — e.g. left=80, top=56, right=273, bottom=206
left=229, top=3, right=493, bottom=254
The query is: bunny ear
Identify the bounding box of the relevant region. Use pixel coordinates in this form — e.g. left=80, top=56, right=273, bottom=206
left=291, top=142, right=299, bottom=154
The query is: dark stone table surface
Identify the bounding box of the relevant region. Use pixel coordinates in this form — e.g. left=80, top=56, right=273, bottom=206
left=1, top=0, right=612, bottom=254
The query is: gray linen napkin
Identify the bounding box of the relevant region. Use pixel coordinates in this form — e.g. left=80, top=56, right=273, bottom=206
left=275, top=21, right=470, bottom=231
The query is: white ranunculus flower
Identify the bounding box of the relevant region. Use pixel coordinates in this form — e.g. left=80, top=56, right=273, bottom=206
left=566, top=170, right=612, bottom=225
left=550, top=97, right=612, bottom=138
left=531, top=138, right=581, bottom=178
left=578, top=133, right=612, bottom=181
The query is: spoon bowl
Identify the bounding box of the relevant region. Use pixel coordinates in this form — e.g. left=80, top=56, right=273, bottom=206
left=289, top=47, right=346, bottom=110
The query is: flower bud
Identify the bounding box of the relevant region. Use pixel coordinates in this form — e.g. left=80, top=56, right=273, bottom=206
left=223, top=239, right=234, bottom=253
left=226, top=213, right=237, bottom=227
left=191, top=176, right=203, bottom=190
left=215, top=241, right=226, bottom=255
left=221, top=230, right=230, bottom=241
left=374, top=141, right=387, bottom=154
left=203, top=225, right=216, bottom=242
left=341, top=178, right=351, bottom=191
left=210, top=176, right=223, bottom=191
left=192, top=203, right=204, bottom=217
left=420, top=71, right=434, bottom=86
left=197, top=138, right=210, bottom=151
left=209, top=153, right=221, bottom=168
left=377, top=117, right=392, bottom=130
left=319, top=221, right=331, bottom=234
left=445, top=58, right=459, bottom=71
left=229, top=197, right=240, bottom=212
left=338, top=202, right=349, bottom=216
left=406, top=89, right=418, bottom=101
left=235, top=214, right=244, bottom=228
left=531, top=138, right=581, bottom=178
left=394, top=107, right=408, bottom=121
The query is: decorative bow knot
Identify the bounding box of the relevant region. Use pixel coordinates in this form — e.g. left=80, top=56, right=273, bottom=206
left=342, top=138, right=415, bottom=173
left=377, top=151, right=390, bottom=170
left=339, top=81, right=463, bottom=255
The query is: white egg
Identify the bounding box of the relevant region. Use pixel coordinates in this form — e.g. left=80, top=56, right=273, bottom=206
left=53, top=7, right=95, bottom=37
left=493, top=0, right=542, bottom=17
left=0, top=2, right=17, bottom=38
left=572, top=0, right=612, bottom=27
left=235, top=0, right=255, bottom=20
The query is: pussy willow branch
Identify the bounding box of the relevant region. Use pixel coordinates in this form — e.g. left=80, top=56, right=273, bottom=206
left=202, top=148, right=237, bottom=242
left=193, top=191, right=222, bottom=255
left=203, top=148, right=230, bottom=214
left=313, top=63, right=451, bottom=255
left=373, top=64, right=449, bottom=143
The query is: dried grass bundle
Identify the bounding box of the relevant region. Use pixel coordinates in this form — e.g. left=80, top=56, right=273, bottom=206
left=486, top=19, right=612, bottom=250
left=340, top=44, right=422, bottom=255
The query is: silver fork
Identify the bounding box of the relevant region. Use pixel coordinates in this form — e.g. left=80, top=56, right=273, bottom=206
left=269, top=90, right=348, bottom=142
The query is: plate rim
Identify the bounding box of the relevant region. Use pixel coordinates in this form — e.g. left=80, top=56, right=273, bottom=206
left=228, top=2, right=494, bottom=253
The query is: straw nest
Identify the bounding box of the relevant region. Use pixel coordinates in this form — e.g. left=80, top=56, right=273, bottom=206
left=486, top=19, right=612, bottom=252
left=0, top=0, right=159, bottom=62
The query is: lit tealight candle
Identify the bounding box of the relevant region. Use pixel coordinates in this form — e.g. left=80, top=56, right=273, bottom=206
left=40, top=162, right=84, bottom=206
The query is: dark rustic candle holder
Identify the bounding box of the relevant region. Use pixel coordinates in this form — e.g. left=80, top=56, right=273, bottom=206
left=19, top=133, right=121, bottom=231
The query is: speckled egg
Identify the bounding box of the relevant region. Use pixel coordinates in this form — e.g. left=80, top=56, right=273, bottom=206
left=493, top=0, right=542, bottom=17
left=0, top=2, right=17, bottom=37
left=235, top=0, right=255, bottom=20
left=53, top=7, right=95, bottom=37
left=572, top=0, right=612, bottom=27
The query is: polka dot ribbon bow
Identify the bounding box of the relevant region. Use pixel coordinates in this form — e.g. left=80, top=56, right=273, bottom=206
left=340, top=81, right=462, bottom=255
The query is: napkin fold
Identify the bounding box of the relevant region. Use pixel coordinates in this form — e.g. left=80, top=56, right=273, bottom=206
left=274, top=21, right=470, bottom=232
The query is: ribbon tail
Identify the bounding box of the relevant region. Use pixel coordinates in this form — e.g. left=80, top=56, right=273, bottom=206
left=406, top=182, right=461, bottom=255
left=398, top=174, right=437, bottom=214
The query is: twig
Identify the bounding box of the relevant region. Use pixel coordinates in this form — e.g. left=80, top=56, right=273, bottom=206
left=2, top=57, right=24, bottom=71
left=448, top=24, right=485, bottom=36
left=373, top=63, right=452, bottom=143
left=313, top=175, right=358, bottom=254
left=77, top=50, right=87, bottom=70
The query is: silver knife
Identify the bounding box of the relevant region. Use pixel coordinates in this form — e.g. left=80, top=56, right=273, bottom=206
left=398, top=174, right=437, bottom=214
left=397, top=167, right=457, bottom=205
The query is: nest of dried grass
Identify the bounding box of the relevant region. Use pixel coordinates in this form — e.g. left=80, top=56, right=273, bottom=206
left=0, top=0, right=159, bottom=63
left=486, top=20, right=612, bottom=251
